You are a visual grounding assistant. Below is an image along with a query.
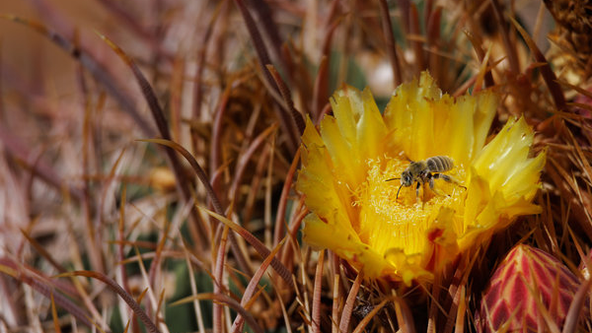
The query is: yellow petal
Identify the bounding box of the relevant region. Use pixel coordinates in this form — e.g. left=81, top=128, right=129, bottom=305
left=303, top=213, right=391, bottom=278
left=384, top=72, right=498, bottom=166
left=471, top=117, right=545, bottom=204
left=357, top=88, right=389, bottom=160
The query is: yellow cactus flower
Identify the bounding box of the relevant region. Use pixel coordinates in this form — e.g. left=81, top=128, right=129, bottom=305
left=297, top=72, right=545, bottom=285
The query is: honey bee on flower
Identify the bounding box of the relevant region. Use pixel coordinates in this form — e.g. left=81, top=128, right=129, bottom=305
left=387, top=155, right=463, bottom=200
left=297, top=71, right=545, bottom=285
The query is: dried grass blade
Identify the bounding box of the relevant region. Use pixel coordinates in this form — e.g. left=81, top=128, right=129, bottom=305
left=444, top=251, right=481, bottom=333
left=20, top=229, right=66, bottom=273
left=558, top=80, right=592, bottom=100
left=0, top=262, right=99, bottom=331
left=311, top=250, right=325, bottom=333
left=139, top=139, right=221, bottom=213
left=453, top=56, right=504, bottom=97
left=312, top=55, right=330, bottom=121
left=464, top=29, right=495, bottom=88
left=55, top=270, right=161, bottom=333
left=0, top=263, right=17, bottom=278
left=396, top=0, right=411, bottom=34
left=95, top=147, right=129, bottom=273
left=280, top=202, right=307, bottom=275
left=95, top=32, right=170, bottom=140
left=0, top=124, right=84, bottom=201
left=331, top=273, right=341, bottom=333
left=209, top=87, right=230, bottom=190
left=138, top=138, right=251, bottom=275
left=193, top=1, right=224, bottom=119
left=137, top=287, right=149, bottom=304
left=50, top=292, right=62, bottom=333
left=132, top=246, right=159, bottom=321
left=240, top=144, right=271, bottom=238
left=477, top=54, right=495, bottom=92
left=567, top=130, right=592, bottom=185
left=230, top=124, right=278, bottom=205
left=275, top=285, right=293, bottom=333
left=155, top=289, right=166, bottom=328
left=96, top=32, right=211, bottom=248
left=378, top=0, right=402, bottom=86
left=171, top=293, right=264, bottom=333
left=562, top=276, right=592, bottom=333
left=266, top=65, right=305, bottom=134
left=409, top=4, right=425, bottom=73
left=427, top=274, right=442, bottom=333
left=117, top=186, right=133, bottom=317
left=199, top=207, right=294, bottom=288
left=489, top=0, right=519, bottom=74
left=274, top=149, right=301, bottom=247
left=170, top=58, right=184, bottom=142
left=314, top=9, right=341, bottom=120
left=510, top=17, right=566, bottom=111
left=231, top=238, right=287, bottom=332
left=453, top=286, right=466, bottom=333
left=246, top=0, right=285, bottom=71
left=547, top=161, right=592, bottom=240
left=339, top=271, right=363, bottom=333
left=94, top=0, right=168, bottom=58
left=569, top=103, right=592, bottom=112
left=445, top=278, right=466, bottom=333
left=0, top=15, right=156, bottom=137
left=426, top=6, right=442, bottom=81
left=233, top=0, right=300, bottom=151
left=213, top=226, right=230, bottom=333
left=232, top=0, right=273, bottom=86
left=264, top=143, right=274, bottom=247
left=184, top=250, right=207, bottom=333
left=393, top=296, right=416, bottom=333
left=148, top=218, right=172, bottom=288
left=0, top=40, right=4, bottom=118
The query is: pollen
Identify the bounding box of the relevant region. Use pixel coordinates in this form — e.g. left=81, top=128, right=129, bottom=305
left=357, top=156, right=466, bottom=258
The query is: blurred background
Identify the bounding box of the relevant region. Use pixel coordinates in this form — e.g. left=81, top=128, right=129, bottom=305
left=2, top=0, right=590, bottom=332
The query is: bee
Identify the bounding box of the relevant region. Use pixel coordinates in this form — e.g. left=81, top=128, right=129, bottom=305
left=388, top=155, right=459, bottom=199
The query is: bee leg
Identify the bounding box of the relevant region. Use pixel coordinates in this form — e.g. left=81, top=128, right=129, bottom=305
left=416, top=181, right=425, bottom=207
left=430, top=173, right=449, bottom=196
left=436, top=173, right=466, bottom=187
left=434, top=173, right=462, bottom=185
left=428, top=174, right=435, bottom=190
left=441, top=174, right=467, bottom=191
left=396, top=184, right=404, bottom=199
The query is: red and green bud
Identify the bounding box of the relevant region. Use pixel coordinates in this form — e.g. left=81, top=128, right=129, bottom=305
left=477, top=244, right=585, bottom=332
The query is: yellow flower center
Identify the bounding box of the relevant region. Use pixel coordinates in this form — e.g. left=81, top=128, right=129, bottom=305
left=356, top=156, right=467, bottom=259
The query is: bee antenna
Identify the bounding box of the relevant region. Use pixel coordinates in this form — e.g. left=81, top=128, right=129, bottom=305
left=385, top=177, right=400, bottom=182
left=402, top=155, right=413, bottom=162
left=396, top=184, right=404, bottom=199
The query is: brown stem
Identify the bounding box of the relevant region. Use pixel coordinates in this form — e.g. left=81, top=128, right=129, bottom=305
left=378, top=0, right=402, bottom=86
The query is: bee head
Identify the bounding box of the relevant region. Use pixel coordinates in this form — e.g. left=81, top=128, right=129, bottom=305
left=401, top=171, right=413, bottom=187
